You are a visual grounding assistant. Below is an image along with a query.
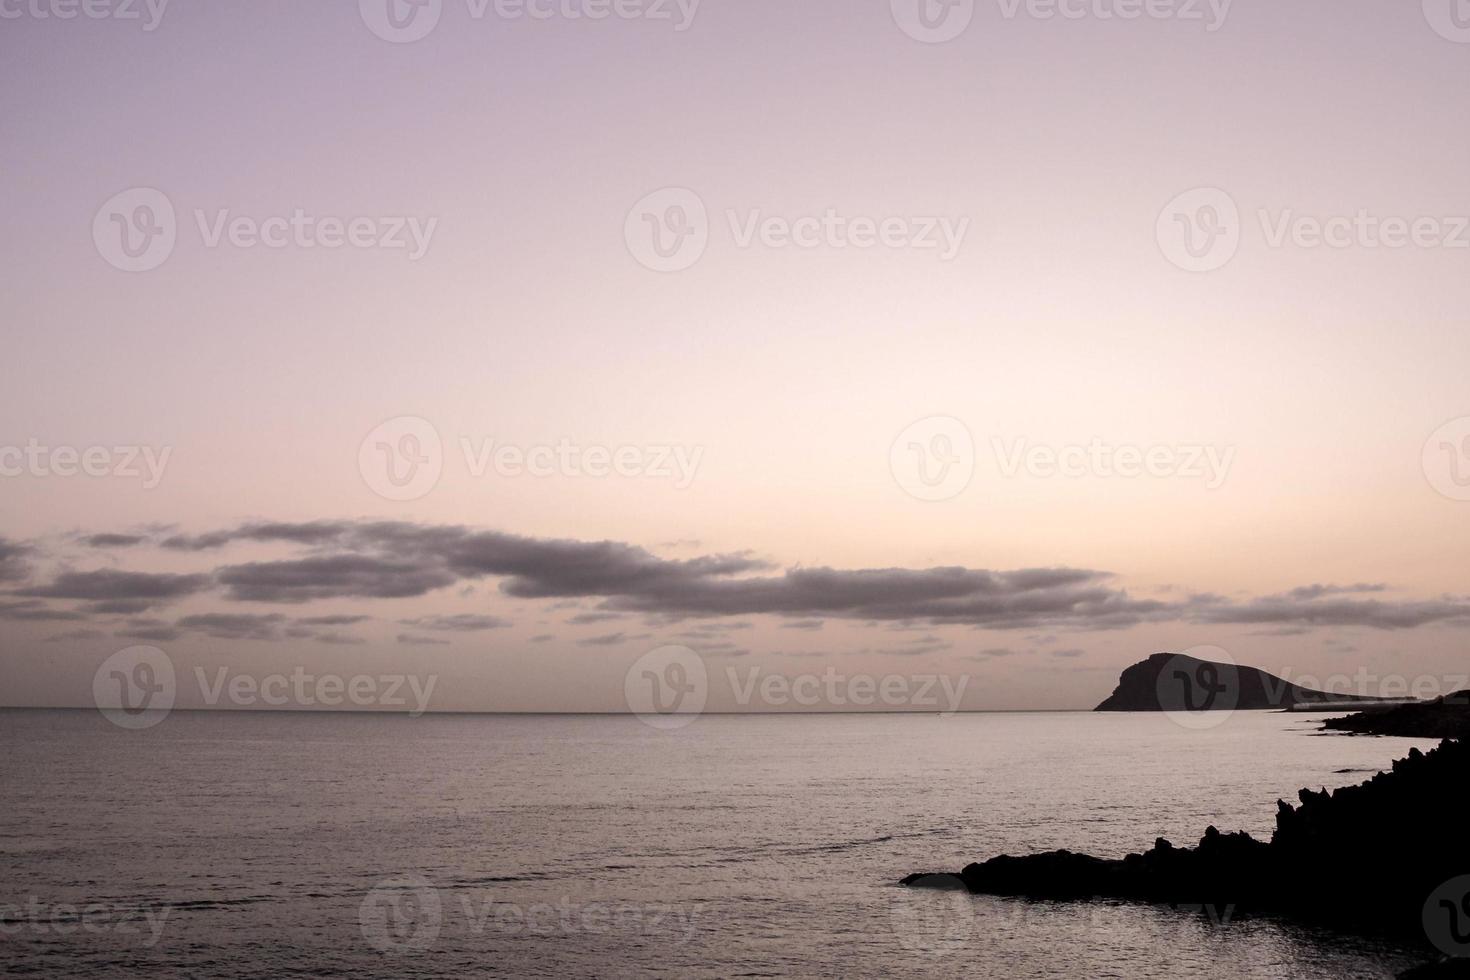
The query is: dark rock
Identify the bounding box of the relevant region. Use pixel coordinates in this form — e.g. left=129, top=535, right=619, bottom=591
left=1323, top=691, right=1470, bottom=739
left=1399, top=960, right=1470, bottom=979
left=905, top=738, right=1470, bottom=966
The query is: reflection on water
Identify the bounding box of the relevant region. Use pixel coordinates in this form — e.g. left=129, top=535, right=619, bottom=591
left=0, top=709, right=1436, bottom=978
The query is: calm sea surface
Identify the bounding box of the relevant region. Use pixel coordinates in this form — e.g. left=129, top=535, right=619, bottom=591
left=0, top=709, right=1442, bottom=978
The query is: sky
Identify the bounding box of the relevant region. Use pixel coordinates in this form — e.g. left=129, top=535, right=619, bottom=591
left=2, top=0, right=1469, bottom=713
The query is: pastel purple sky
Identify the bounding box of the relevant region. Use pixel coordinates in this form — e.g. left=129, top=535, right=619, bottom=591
left=2, top=1, right=1469, bottom=711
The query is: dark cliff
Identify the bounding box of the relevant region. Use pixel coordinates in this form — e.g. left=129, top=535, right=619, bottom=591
left=1095, top=651, right=1403, bottom=712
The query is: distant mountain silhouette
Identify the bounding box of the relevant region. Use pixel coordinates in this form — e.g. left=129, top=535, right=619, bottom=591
left=1324, top=691, right=1470, bottom=739
left=1095, top=652, right=1403, bottom=712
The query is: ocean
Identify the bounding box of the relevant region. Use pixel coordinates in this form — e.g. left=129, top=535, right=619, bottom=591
left=0, top=708, right=1441, bottom=978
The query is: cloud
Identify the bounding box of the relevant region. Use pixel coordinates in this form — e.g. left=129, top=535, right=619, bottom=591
left=216, top=555, right=456, bottom=603
left=176, top=613, right=288, bottom=641
left=968, top=647, right=1022, bottom=659
left=1284, top=583, right=1388, bottom=601
left=20, top=521, right=1470, bottom=639
left=1191, top=592, right=1470, bottom=630
left=44, top=628, right=107, bottom=643
left=0, top=600, right=86, bottom=622
left=295, top=614, right=372, bottom=626
left=115, top=619, right=182, bottom=642
left=1050, top=648, right=1085, bottom=658
left=82, top=533, right=148, bottom=548
left=18, top=570, right=211, bottom=611
left=578, top=632, right=629, bottom=646
left=179, top=524, right=1158, bottom=631
left=781, top=619, right=825, bottom=631
left=161, top=521, right=352, bottom=551
left=566, top=612, right=625, bottom=625
left=398, top=613, right=512, bottom=632
left=91, top=598, right=168, bottom=615
left=875, top=636, right=951, bottom=656
left=530, top=634, right=554, bottom=643
left=0, top=538, right=33, bottom=582
left=678, top=621, right=753, bottom=634
left=309, top=631, right=367, bottom=646
left=397, top=632, right=450, bottom=646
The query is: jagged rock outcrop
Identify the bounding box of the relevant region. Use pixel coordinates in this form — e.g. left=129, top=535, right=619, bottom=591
left=1095, top=651, right=1404, bottom=712
left=904, top=739, right=1470, bottom=965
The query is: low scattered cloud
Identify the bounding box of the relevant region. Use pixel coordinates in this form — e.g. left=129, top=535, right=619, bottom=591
left=82, top=533, right=148, bottom=548
left=296, top=614, right=372, bottom=627
left=115, top=619, right=182, bottom=642
left=0, top=538, right=32, bottom=582
left=0, top=601, right=86, bottom=622
left=397, top=632, right=450, bottom=646
left=308, top=631, right=367, bottom=646
left=971, top=647, right=1022, bottom=660
left=216, top=555, right=457, bottom=603
left=176, top=613, right=287, bottom=641
left=578, top=632, right=629, bottom=647
left=18, top=569, right=211, bottom=611
left=398, top=613, right=511, bottom=632
left=566, top=612, right=625, bottom=625
left=1284, top=583, right=1387, bottom=601
left=1190, top=591, right=1470, bottom=630
left=44, top=628, right=107, bottom=643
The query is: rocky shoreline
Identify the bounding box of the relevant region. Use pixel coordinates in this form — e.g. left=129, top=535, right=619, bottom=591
left=1323, top=691, right=1470, bottom=739
left=904, top=739, right=1470, bottom=975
